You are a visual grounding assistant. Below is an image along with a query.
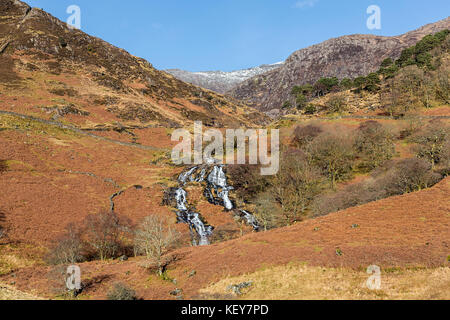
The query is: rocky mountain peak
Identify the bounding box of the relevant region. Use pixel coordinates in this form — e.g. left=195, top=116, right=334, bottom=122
left=229, top=17, right=450, bottom=112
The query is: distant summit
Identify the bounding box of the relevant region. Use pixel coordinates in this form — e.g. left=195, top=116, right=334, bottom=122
left=229, top=17, right=450, bottom=112
left=165, top=62, right=284, bottom=94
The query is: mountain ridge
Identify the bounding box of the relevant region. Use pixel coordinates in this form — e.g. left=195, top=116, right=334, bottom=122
left=229, top=17, right=450, bottom=112
left=165, top=62, right=284, bottom=94
left=0, top=0, right=268, bottom=129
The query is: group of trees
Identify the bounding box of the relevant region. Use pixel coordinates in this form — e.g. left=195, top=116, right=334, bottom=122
left=232, top=119, right=448, bottom=229
left=300, top=122, right=396, bottom=186
left=354, top=121, right=396, bottom=170
left=396, top=30, right=450, bottom=69
left=283, top=29, right=449, bottom=114
left=381, top=63, right=450, bottom=116
left=47, top=211, right=180, bottom=275
left=313, top=158, right=442, bottom=217
left=286, top=77, right=342, bottom=112
left=236, top=121, right=397, bottom=228
left=305, top=120, right=448, bottom=217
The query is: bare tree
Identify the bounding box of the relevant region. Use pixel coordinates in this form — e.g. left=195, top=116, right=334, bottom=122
left=292, top=124, right=323, bottom=148
left=355, top=121, right=395, bottom=171
left=326, top=94, right=348, bottom=114
left=435, top=66, right=450, bottom=104
left=46, top=223, right=84, bottom=265
left=134, top=215, right=180, bottom=275
left=413, top=123, right=449, bottom=169
left=307, top=133, right=356, bottom=189
left=83, top=210, right=129, bottom=261
left=381, top=79, right=403, bottom=116
left=252, top=150, right=326, bottom=227
left=254, top=192, right=282, bottom=231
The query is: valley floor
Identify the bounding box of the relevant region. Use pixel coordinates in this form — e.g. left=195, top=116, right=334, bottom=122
left=200, top=265, right=450, bottom=300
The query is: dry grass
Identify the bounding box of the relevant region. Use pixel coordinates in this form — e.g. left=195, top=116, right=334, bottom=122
left=199, top=263, right=450, bottom=300
left=0, top=243, right=41, bottom=276
left=0, top=253, right=35, bottom=276
left=0, top=283, right=43, bottom=300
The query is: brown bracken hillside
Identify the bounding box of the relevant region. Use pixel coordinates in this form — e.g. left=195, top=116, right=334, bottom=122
left=0, top=0, right=267, bottom=130
left=3, top=177, right=448, bottom=299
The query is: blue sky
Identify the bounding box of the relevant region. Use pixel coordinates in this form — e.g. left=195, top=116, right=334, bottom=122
left=27, top=0, right=449, bottom=72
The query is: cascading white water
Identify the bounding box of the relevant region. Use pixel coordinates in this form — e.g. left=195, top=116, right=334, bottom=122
left=207, top=166, right=233, bottom=210
left=178, top=166, right=198, bottom=185
left=175, top=166, right=213, bottom=246
left=175, top=188, right=188, bottom=211
left=169, top=164, right=261, bottom=247
left=240, top=210, right=261, bottom=231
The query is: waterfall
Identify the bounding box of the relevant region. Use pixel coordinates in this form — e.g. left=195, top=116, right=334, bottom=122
left=239, top=210, right=261, bottom=231
left=167, top=164, right=261, bottom=246
left=206, top=166, right=234, bottom=211
left=174, top=188, right=188, bottom=211
left=178, top=166, right=198, bottom=185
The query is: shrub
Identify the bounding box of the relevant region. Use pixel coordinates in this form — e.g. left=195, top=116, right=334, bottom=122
left=282, top=101, right=292, bottom=109
left=291, top=84, right=314, bottom=96
left=270, top=150, right=324, bottom=224
left=307, top=133, right=356, bottom=188
left=340, top=78, right=353, bottom=90
left=380, top=58, right=394, bottom=68
left=365, top=73, right=381, bottom=92
left=353, top=76, right=367, bottom=89
left=254, top=192, right=285, bottom=230
left=315, top=77, right=339, bottom=92
left=291, top=86, right=302, bottom=96
left=354, top=121, right=395, bottom=171
left=295, top=93, right=307, bottom=110
left=399, top=117, right=424, bottom=139
left=435, top=66, right=450, bottom=104
left=227, top=165, right=270, bottom=202
left=376, top=158, right=442, bottom=196
left=292, top=124, right=323, bottom=148
left=107, top=282, right=137, bottom=300
left=304, top=104, right=317, bottom=115
left=46, top=223, right=85, bottom=265
left=326, top=94, right=347, bottom=113
left=412, top=123, right=449, bottom=169
left=439, top=139, right=450, bottom=175
left=313, top=181, right=383, bottom=217
left=0, top=160, right=7, bottom=174
left=379, top=64, right=399, bottom=79
left=83, top=210, right=130, bottom=261
left=134, top=215, right=180, bottom=275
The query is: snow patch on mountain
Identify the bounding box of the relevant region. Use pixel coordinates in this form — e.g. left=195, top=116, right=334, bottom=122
left=165, top=62, right=284, bottom=94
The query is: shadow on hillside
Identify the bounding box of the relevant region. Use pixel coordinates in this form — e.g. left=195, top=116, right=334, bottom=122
left=0, top=160, right=7, bottom=174
left=0, top=209, right=5, bottom=239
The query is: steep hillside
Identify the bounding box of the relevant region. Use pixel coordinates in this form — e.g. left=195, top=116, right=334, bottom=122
left=3, top=177, right=449, bottom=299
left=229, top=17, right=450, bottom=112
left=0, top=0, right=267, bottom=129
left=165, top=62, right=284, bottom=94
